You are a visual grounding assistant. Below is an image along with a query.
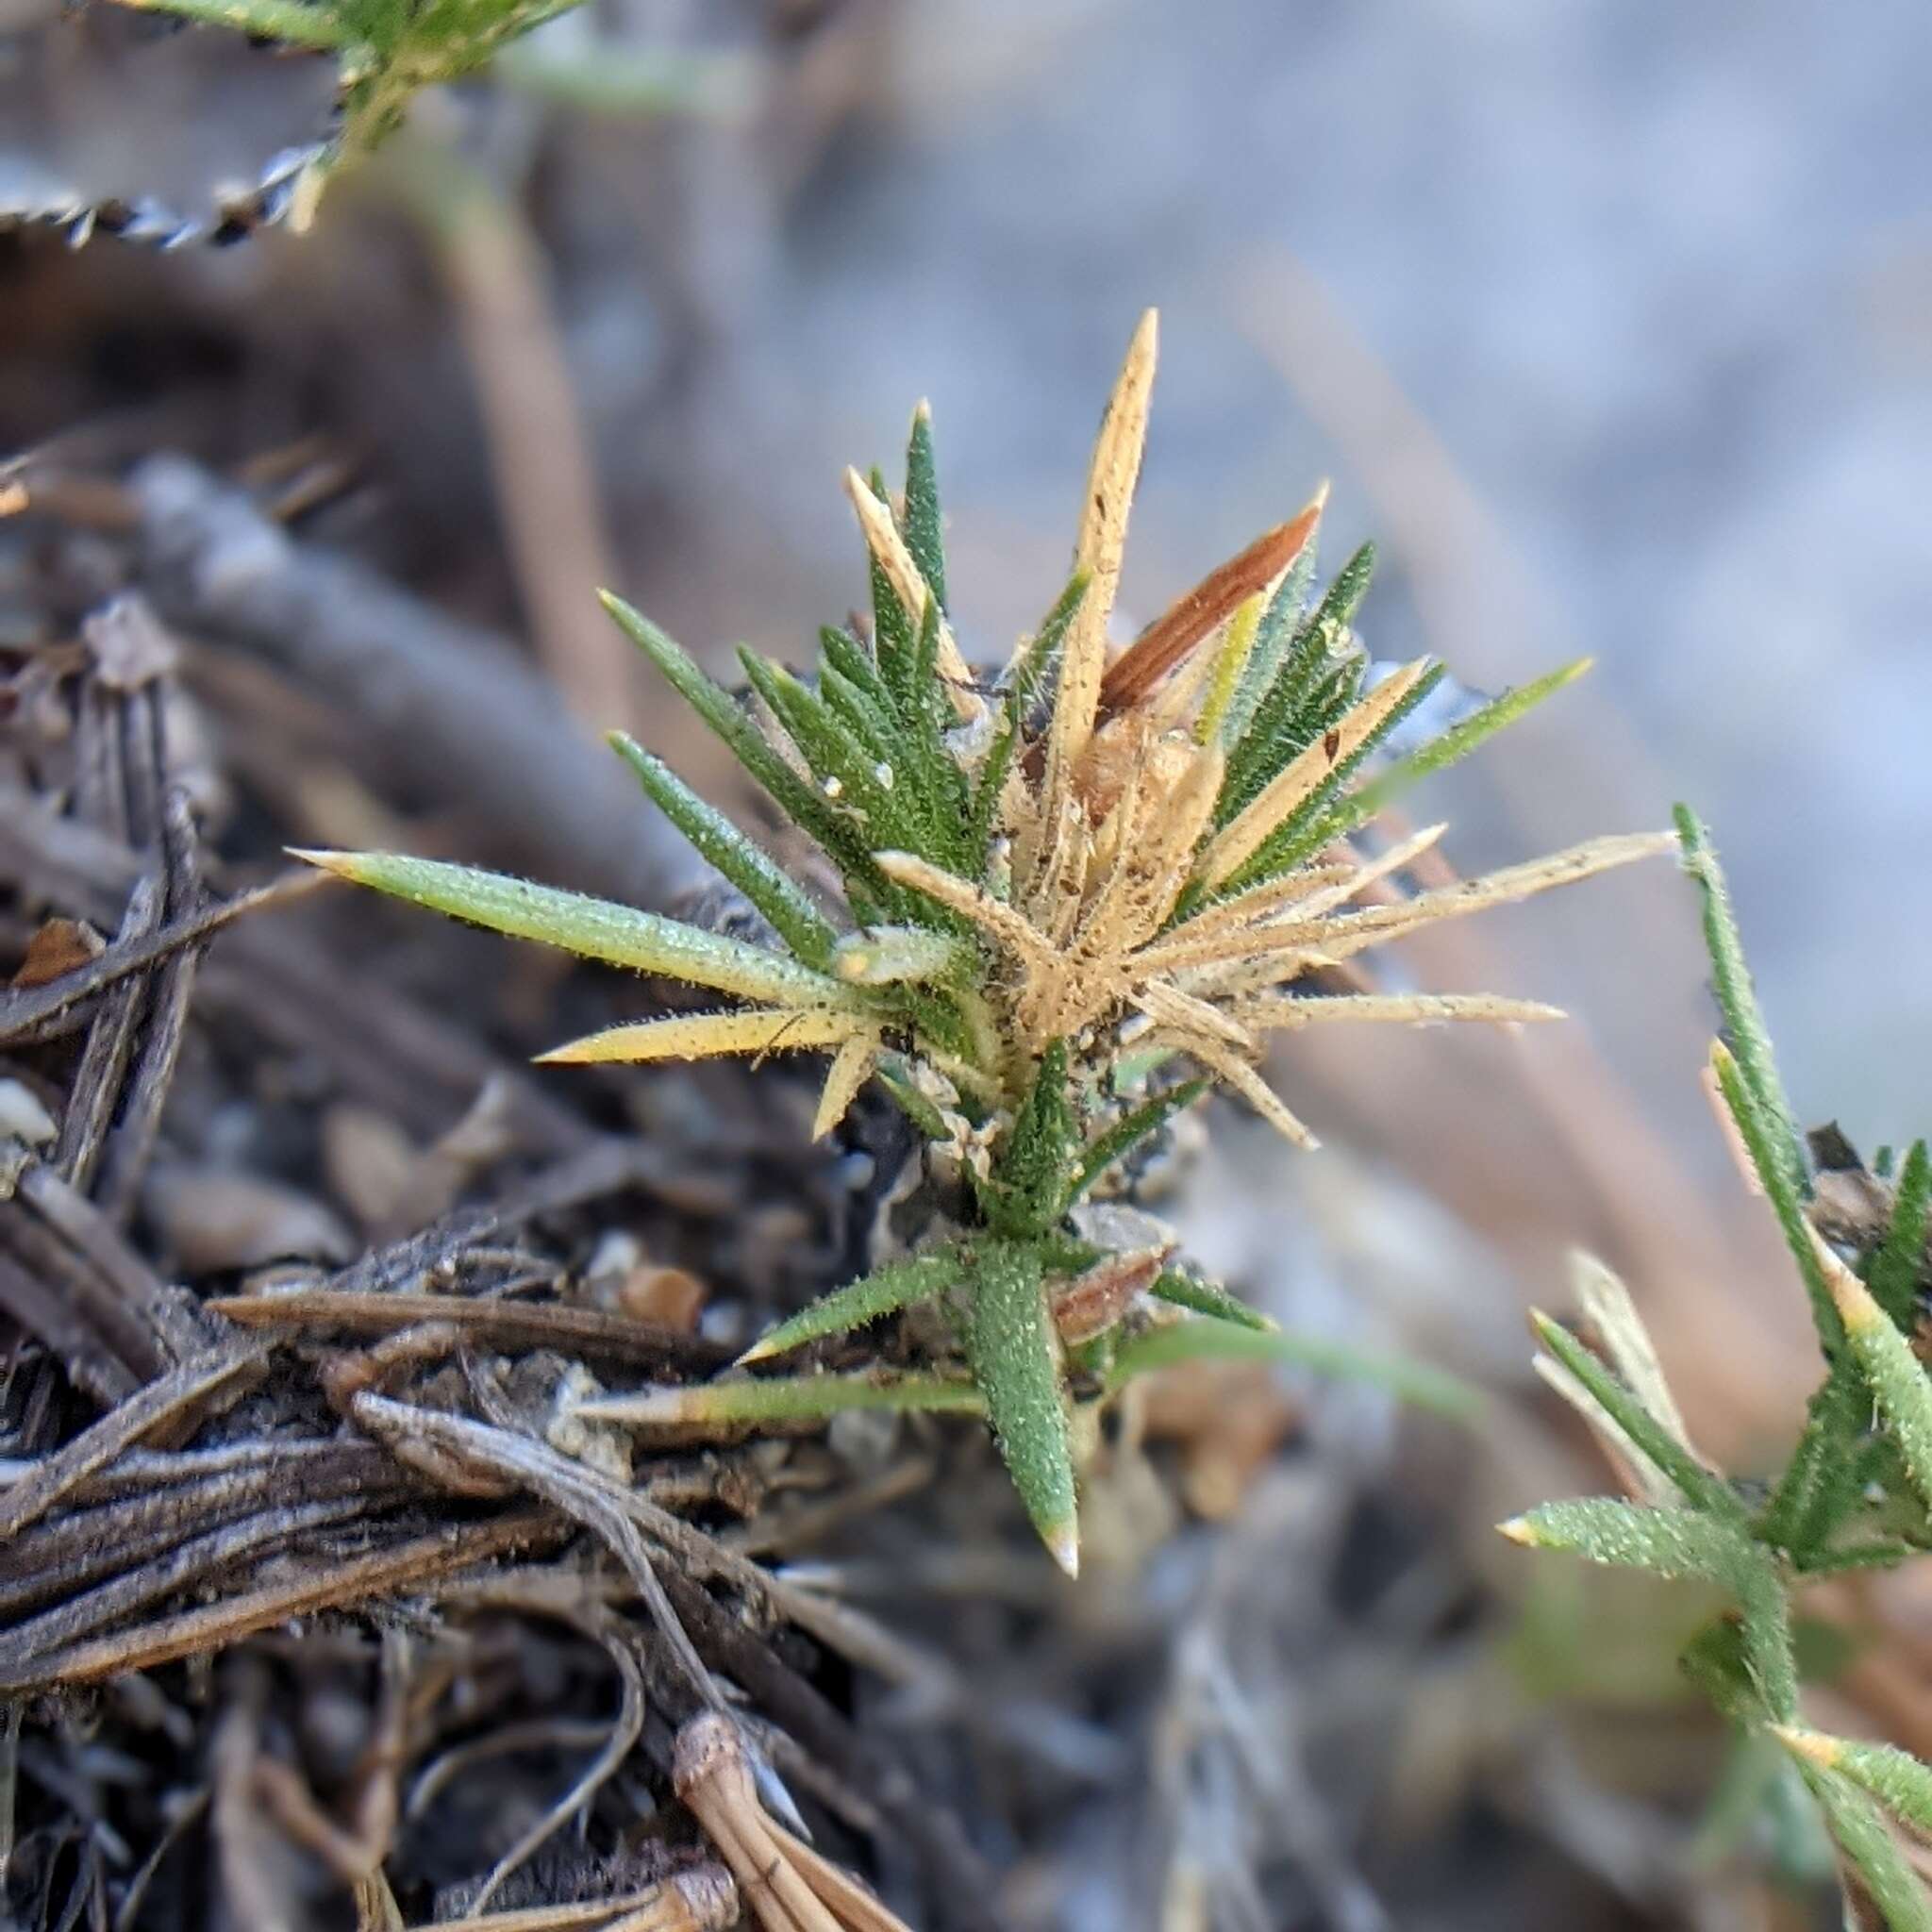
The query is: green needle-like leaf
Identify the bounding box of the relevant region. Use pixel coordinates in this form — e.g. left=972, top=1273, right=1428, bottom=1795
left=1502, top=1498, right=1796, bottom=1719
left=1795, top=1761, right=1932, bottom=1932
left=897, top=598, right=974, bottom=866
left=1759, top=1359, right=1870, bottom=1561
left=817, top=625, right=897, bottom=719
left=1819, top=1232, right=1932, bottom=1523
left=114, top=0, right=346, bottom=46
left=1679, top=1616, right=1777, bottom=1730
left=1790, top=1540, right=1923, bottom=1577
left=1870, top=1139, right=1932, bottom=1328
left=1676, top=805, right=1807, bottom=1203
left=1320, top=658, right=1592, bottom=837
left=1774, top=1727, right=1932, bottom=1839
left=737, top=1251, right=965, bottom=1363
left=1711, top=1041, right=1840, bottom=1355
left=293, top=850, right=860, bottom=1011
left=1222, top=540, right=1375, bottom=816
left=873, top=1057, right=954, bottom=1143
left=1531, top=1310, right=1747, bottom=1524
left=902, top=403, right=947, bottom=613
left=1145, top=1269, right=1275, bottom=1334
left=866, top=467, right=919, bottom=708
left=817, top=661, right=902, bottom=768
left=607, top=732, right=837, bottom=970
left=989, top=1042, right=1076, bottom=1236
left=1060, top=1077, right=1209, bottom=1212
left=969, top=1241, right=1078, bottom=1574
left=1110, top=1314, right=1479, bottom=1421
left=1224, top=660, right=1448, bottom=891
left=739, top=654, right=906, bottom=842
left=1194, top=591, right=1264, bottom=748
left=601, top=592, right=885, bottom=891
left=1221, top=522, right=1320, bottom=746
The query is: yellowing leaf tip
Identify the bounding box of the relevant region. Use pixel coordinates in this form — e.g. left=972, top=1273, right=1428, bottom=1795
left=1769, top=1724, right=1840, bottom=1769
left=1807, top=1225, right=1887, bottom=1334
left=287, top=846, right=356, bottom=878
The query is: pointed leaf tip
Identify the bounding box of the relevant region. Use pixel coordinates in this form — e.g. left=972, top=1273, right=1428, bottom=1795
left=969, top=1241, right=1079, bottom=1568
left=1496, top=1515, right=1537, bottom=1546
left=734, top=1251, right=962, bottom=1365
left=1769, top=1725, right=1840, bottom=1770
left=1046, top=1523, right=1080, bottom=1578
left=288, top=846, right=350, bottom=875
left=536, top=1008, right=870, bottom=1066
left=1814, top=1229, right=1885, bottom=1335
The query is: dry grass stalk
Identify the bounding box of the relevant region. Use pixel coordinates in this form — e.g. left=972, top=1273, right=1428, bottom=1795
left=206, top=1288, right=725, bottom=1373
left=673, top=1714, right=916, bottom=1932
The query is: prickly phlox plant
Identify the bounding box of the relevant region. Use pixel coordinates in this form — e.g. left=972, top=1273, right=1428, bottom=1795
left=301, top=311, right=1670, bottom=1573
left=1506, top=810, right=1932, bottom=1927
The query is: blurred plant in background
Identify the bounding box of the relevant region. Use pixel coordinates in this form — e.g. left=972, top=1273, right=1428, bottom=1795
left=302, top=314, right=1668, bottom=1573
left=114, top=0, right=588, bottom=200
left=1507, top=808, right=1932, bottom=1927
left=1, top=0, right=749, bottom=244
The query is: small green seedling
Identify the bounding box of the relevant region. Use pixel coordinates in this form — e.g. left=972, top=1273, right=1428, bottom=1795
left=1507, top=808, right=1932, bottom=1927
left=303, top=312, right=1667, bottom=1572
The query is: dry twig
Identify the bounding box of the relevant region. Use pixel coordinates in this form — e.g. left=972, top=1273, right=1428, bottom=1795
left=674, top=1713, right=915, bottom=1932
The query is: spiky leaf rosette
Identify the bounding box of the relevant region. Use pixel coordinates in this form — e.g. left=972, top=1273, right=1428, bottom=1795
left=301, top=312, right=1668, bottom=1569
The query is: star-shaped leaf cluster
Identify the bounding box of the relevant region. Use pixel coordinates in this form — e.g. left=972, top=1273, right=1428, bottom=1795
left=303, top=312, right=1668, bottom=1570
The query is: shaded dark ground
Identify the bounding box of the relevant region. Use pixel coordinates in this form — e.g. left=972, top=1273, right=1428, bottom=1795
left=3, top=2, right=1930, bottom=1927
